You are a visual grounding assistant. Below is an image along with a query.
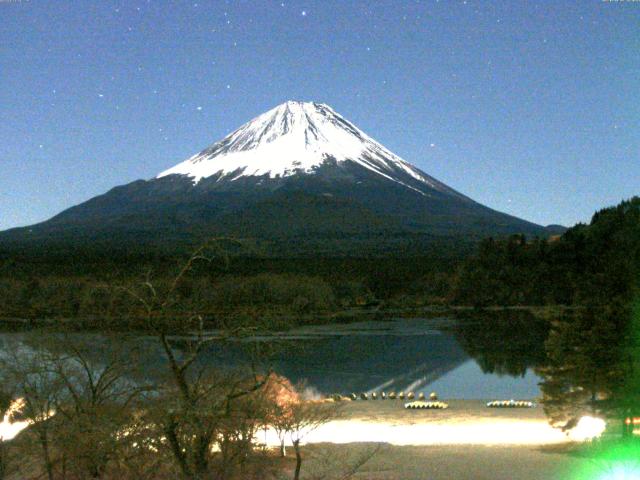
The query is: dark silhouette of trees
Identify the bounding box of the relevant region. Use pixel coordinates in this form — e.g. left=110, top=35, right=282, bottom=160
left=453, top=197, right=640, bottom=307
left=453, top=311, right=549, bottom=377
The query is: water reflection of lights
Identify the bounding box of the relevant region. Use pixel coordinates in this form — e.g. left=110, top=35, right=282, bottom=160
left=261, top=419, right=568, bottom=447
left=0, top=399, right=32, bottom=441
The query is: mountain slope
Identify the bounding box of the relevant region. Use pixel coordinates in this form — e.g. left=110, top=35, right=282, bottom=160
left=0, top=101, right=551, bottom=254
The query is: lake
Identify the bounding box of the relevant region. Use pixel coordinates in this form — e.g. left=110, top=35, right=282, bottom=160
left=0, top=315, right=545, bottom=400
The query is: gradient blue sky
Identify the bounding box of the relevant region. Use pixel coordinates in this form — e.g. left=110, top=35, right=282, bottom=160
left=1, top=0, right=638, bottom=231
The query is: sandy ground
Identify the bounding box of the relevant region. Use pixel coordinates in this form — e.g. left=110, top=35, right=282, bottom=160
left=286, top=400, right=593, bottom=479
left=300, top=443, right=589, bottom=480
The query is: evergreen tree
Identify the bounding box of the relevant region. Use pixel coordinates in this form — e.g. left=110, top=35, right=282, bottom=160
left=537, top=307, right=631, bottom=431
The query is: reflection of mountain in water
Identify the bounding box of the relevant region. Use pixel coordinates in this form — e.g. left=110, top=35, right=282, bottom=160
left=1, top=315, right=549, bottom=398
left=201, top=331, right=469, bottom=395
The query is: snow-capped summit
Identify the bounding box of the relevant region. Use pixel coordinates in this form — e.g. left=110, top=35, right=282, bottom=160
left=157, top=101, right=452, bottom=196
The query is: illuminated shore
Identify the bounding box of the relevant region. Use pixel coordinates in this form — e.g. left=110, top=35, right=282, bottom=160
left=274, top=400, right=595, bottom=480
left=264, top=399, right=574, bottom=448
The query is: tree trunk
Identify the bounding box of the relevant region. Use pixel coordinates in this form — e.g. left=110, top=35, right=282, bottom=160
left=38, top=429, right=54, bottom=480
left=293, top=439, right=302, bottom=480
left=280, top=439, right=286, bottom=457
left=165, top=421, right=193, bottom=479
left=0, top=440, right=6, bottom=480
left=193, top=456, right=209, bottom=480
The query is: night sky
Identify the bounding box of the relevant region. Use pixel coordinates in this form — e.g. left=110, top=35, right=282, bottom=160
left=1, top=0, right=638, bottom=231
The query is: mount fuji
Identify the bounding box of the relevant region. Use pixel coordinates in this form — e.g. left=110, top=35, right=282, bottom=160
left=1, top=101, right=553, bottom=254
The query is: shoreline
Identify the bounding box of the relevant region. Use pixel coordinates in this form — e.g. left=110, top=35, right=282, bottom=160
left=0, top=304, right=580, bottom=333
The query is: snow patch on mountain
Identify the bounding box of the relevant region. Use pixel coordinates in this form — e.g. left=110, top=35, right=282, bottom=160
left=157, top=101, right=447, bottom=195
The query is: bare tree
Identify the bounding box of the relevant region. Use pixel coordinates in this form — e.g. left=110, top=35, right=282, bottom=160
left=54, top=337, right=148, bottom=479
left=1, top=344, right=61, bottom=480
left=122, top=242, right=274, bottom=480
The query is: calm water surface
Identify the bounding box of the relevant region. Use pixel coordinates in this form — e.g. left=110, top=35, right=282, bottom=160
left=0, top=316, right=544, bottom=400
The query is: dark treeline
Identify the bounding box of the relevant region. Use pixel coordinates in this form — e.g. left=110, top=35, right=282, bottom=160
left=0, top=247, right=466, bottom=325
left=2, top=197, right=638, bottom=326
left=452, top=197, right=640, bottom=307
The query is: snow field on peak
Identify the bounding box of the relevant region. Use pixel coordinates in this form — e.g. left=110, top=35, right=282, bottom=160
left=157, top=101, right=444, bottom=195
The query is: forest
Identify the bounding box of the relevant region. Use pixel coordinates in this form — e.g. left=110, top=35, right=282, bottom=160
left=452, top=196, right=640, bottom=307
left=1, top=198, right=638, bottom=327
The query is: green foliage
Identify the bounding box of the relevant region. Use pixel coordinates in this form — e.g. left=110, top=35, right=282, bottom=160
left=209, top=273, right=336, bottom=313
left=537, top=307, right=630, bottom=430
left=453, top=197, right=640, bottom=307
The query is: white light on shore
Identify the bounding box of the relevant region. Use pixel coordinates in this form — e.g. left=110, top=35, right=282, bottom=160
left=569, top=416, right=606, bottom=442
left=260, top=418, right=568, bottom=448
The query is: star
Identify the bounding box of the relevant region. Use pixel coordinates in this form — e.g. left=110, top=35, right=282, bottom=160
left=226, top=84, right=231, bottom=89
left=196, top=106, right=203, bottom=111
left=301, top=10, right=307, bottom=16
left=98, top=93, right=104, bottom=98
left=430, top=143, right=436, bottom=148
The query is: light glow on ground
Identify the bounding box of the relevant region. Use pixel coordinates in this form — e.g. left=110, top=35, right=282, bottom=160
left=568, top=416, right=606, bottom=442
left=595, top=466, right=640, bottom=480
left=261, top=418, right=569, bottom=447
